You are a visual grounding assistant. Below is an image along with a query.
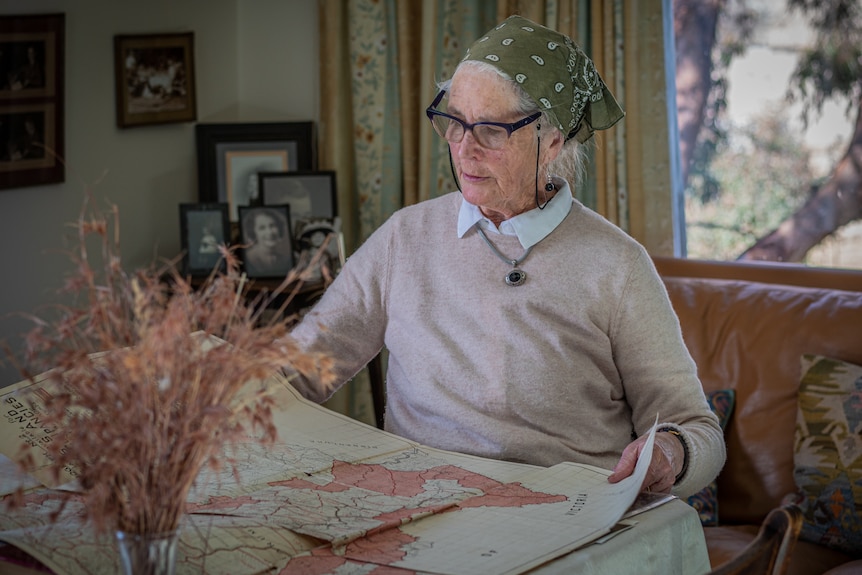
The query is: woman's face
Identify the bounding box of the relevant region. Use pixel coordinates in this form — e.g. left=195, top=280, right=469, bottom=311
left=253, top=213, right=281, bottom=249
left=446, top=65, right=561, bottom=223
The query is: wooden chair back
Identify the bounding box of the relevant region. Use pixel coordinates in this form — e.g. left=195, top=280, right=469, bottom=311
left=708, top=504, right=803, bottom=575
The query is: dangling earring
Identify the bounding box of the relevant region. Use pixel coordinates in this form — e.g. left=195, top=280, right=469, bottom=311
left=545, top=173, right=555, bottom=192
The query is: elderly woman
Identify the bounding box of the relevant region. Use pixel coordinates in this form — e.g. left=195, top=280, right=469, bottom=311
left=290, top=15, right=725, bottom=498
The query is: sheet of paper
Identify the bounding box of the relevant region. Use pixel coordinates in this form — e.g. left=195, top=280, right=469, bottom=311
left=380, top=420, right=658, bottom=575
left=0, top=371, right=76, bottom=489
left=0, top=454, right=40, bottom=497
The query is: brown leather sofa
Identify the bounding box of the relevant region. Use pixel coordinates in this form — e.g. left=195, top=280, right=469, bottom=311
left=653, top=257, right=862, bottom=575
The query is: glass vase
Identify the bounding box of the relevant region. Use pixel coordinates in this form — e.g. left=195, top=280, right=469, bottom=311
left=115, top=529, right=179, bottom=575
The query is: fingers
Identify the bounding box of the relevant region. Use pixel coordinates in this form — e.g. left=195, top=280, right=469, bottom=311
left=608, top=440, right=643, bottom=484
left=642, top=469, right=675, bottom=493
left=609, top=435, right=677, bottom=491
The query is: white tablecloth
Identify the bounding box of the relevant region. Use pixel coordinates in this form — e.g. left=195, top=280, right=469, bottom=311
left=532, top=498, right=711, bottom=575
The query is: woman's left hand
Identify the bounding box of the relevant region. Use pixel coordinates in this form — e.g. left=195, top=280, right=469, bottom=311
left=607, top=431, right=683, bottom=493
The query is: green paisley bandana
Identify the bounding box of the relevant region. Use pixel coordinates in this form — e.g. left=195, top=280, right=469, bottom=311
left=462, top=15, right=625, bottom=143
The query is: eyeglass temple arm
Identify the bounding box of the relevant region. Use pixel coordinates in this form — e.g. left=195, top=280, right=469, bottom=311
left=426, top=90, right=446, bottom=114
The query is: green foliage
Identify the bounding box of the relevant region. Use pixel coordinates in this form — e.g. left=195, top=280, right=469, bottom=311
left=685, top=0, right=861, bottom=262
left=687, top=0, right=758, bottom=204
left=786, top=0, right=862, bottom=123
left=686, top=110, right=817, bottom=260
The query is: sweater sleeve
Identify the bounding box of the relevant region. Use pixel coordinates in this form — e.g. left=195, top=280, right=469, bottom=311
left=287, top=218, right=393, bottom=403
left=611, top=250, right=726, bottom=498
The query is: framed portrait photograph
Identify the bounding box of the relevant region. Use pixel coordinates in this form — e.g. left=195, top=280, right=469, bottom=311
left=0, top=13, right=64, bottom=190
left=259, top=170, right=337, bottom=237
left=196, top=122, right=316, bottom=221
left=179, top=202, right=229, bottom=276
left=238, top=204, right=295, bottom=279
left=114, top=32, right=196, bottom=129
left=294, top=218, right=345, bottom=283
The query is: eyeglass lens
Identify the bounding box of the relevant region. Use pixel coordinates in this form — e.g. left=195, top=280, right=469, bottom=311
left=429, top=114, right=511, bottom=150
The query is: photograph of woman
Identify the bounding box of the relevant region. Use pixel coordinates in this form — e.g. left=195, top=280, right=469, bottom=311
left=239, top=205, right=294, bottom=278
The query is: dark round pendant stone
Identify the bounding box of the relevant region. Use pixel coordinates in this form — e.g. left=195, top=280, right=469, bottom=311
left=506, top=269, right=526, bottom=286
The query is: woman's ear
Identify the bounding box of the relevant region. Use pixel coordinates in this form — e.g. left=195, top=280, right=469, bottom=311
left=543, top=127, right=565, bottom=163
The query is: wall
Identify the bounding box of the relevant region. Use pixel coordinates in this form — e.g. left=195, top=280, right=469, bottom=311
left=238, top=0, right=319, bottom=122
left=0, top=0, right=320, bottom=387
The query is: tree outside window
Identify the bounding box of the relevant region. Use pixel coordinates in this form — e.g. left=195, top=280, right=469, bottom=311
left=674, top=0, right=861, bottom=269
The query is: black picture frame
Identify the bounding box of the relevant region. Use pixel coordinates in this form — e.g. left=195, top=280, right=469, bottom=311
left=294, top=218, right=345, bottom=284
left=113, top=32, right=196, bottom=129
left=0, top=13, right=64, bottom=191
left=179, top=202, right=229, bottom=276
left=259, top=170, right=337, bottom=237
left=238, top=204, right=295, bottom=279
left=196, top=122, right=316, bottom=222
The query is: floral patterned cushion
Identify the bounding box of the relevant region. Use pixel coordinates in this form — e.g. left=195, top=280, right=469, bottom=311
left=785, top=355, right=862, bottom=556
left=686, top=389, right=735, bottom=526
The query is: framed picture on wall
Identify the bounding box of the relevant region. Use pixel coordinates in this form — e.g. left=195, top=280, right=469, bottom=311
left=259, top=170, right=337, bottom=237
left=196, top=122, right=316, bottom=222
left=113, top=32, right=197, bottom=128
left=238, top=204, right=295, bottom=279
left=179, top=202, right=230, bottom=276
left=0, top=13, right=64, bottom=190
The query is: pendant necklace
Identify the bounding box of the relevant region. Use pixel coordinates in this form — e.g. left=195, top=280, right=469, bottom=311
left=476, top=227, right=533, bottom=287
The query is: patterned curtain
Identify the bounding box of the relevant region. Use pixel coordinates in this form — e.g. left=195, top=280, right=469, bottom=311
left=317, top=0, right=676, bottom=423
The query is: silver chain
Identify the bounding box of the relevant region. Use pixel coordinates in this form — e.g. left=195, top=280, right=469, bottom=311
left=476, top=227, right=533, bottom=286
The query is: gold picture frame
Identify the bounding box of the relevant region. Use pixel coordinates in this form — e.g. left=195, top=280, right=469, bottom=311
left=114, top=32, right=196, bottom=128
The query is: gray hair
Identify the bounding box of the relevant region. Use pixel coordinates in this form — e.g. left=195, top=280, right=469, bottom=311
left=438, top=59, right=590, bottom=189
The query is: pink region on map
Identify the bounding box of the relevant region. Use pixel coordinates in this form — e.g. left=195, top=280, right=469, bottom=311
left=275, top=461, right=530, bottom=498
left=457, top=482, right=568, bottom=508
left=278, top=549, right=348, bottom=575
left=21, top=489, right=75, bottom=507
left=275, top=461, right=571, bottom=572
left=330, top=461, right=460, bottom=497
left=344, top=527, right=417, bottom=563
left=273, top=460, right=567, bottom=525
left=280, top=545, right=418, bottom=575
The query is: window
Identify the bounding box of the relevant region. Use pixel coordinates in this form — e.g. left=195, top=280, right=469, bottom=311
left=673, top=0, right=861, bottom=269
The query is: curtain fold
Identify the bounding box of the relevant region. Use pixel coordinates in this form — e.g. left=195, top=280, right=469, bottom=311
left=318, top=1, right=357, bottom=251
left=316, top=0, right=676, bottom=422
left=623, top=0, right=677, bottom=255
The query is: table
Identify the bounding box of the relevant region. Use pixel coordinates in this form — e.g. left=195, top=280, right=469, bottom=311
left=0, top=491, right=711, bottom=575
left=0, top=370, right=711, bottom=575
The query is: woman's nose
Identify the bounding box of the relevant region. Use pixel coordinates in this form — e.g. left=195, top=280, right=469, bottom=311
left=456, top=129, right=481, bottom=157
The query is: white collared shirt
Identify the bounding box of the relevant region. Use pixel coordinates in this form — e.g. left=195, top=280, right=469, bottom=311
left=456, top=176, right=573, bottom=249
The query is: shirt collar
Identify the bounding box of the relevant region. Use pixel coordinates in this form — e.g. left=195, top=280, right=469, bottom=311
left=457, top=177, right=573, bottom=249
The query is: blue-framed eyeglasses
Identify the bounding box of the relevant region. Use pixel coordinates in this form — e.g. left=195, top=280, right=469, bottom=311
left=425, top=90, right=541, bottom=150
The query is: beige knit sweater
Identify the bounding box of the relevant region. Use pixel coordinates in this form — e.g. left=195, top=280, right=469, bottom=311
left=290, top=192, right=725, bottom=498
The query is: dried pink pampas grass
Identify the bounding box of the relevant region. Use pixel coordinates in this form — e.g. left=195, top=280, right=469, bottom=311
left=7, top=196, right=335, bottom=535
